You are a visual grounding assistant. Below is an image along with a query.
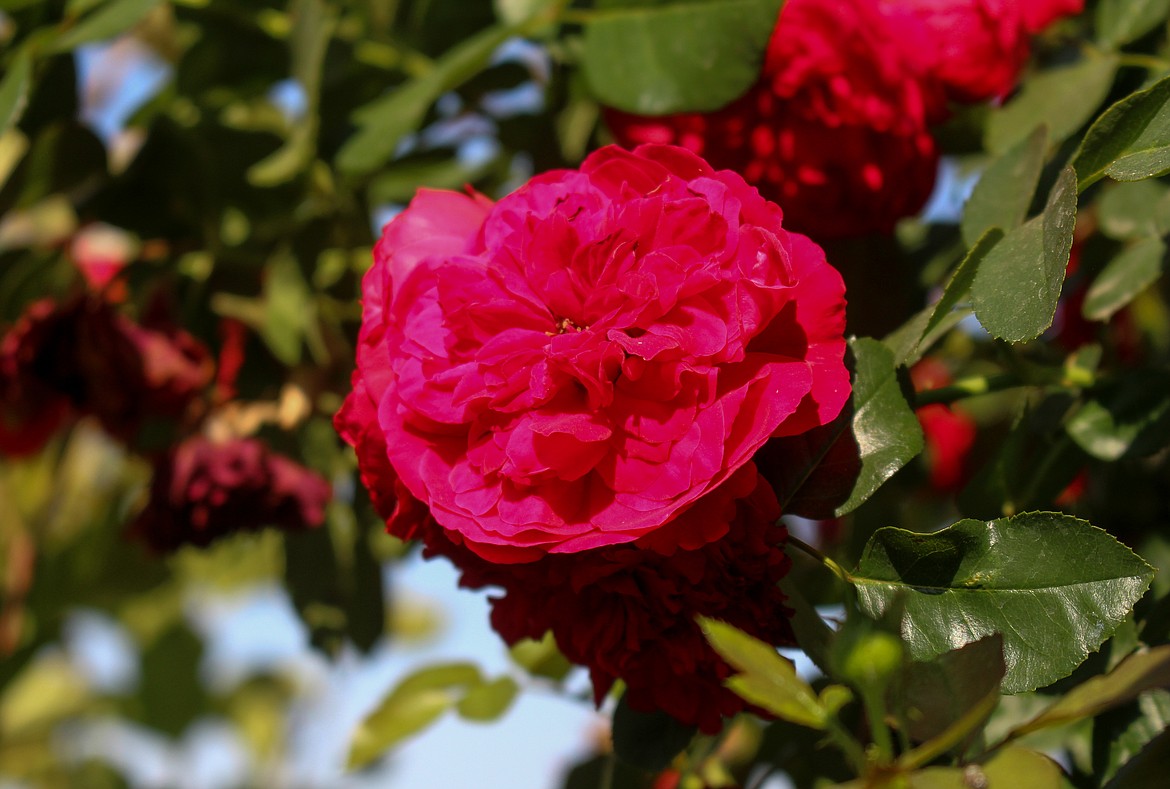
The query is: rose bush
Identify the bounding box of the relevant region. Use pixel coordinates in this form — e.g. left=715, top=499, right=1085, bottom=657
left=336, top=143, right=849, bottom=562
left=606, top=0, right=942, bottom=239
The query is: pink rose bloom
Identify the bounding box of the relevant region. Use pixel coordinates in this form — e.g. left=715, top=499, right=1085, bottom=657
left=607, top=0, right=942, bottom=239
left=889, top=0, right=1029, bottom=103
left=1022, top=0, right=1083, bottom=33
left=336, top=144, right=849, bottom=562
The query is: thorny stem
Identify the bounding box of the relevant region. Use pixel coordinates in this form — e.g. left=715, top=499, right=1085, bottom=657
left=912, top=373, right=1023, bottom=408
left=861, top=687, right=896, bottom=766
left=598, top=751, right=616, bottom=789
left=787, top=535, right=850, bottom=583
left=1118, top=53, right=1170, bottom=72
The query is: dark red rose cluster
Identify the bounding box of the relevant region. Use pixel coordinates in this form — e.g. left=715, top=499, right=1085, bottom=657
left=607, top=0, right=1084, bottom=239
left=1, top=261, right=330, bottom=552
left=337, top=144, right=848, bottom=729
left=128, top=436, right=332, bottom=553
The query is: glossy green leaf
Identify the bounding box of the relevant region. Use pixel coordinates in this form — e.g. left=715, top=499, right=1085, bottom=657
left=611, top=694, right=697, bottom=771
left=987, top=55, right=1117, bottom=154
left=456, top=676, right=519, bottom=721
left=768, top=338, right=924, bottom=518
left=962, top=126, right=1047, bottom=247
left=347, top=663, right=483, bottom=768
left=1013, top=646, right=1170, bottom=736
left=918, top=228, right=1003, bottom=353
left=1096, top=0, right=1170, bottom=47
left=336, top=24, right=514, bottom=175
left=1083, top=237, right=1166, bottom=321
left=1097, top=180, right=1170, bottom=240
left=581, top=0, right=783, bottom=114
left=972, top=167, right=1077, bottom=343
left=50, top=0, right=162, bottom=52
left=0, top=51, right=31, bottom=136
left=852, top=513, right=1154, bottom=693
left=700, top=617, right=828, bottom=729
left=1066, top=371, right=1170, bottom=461
left=1073, top=71, right=1170, bottom=190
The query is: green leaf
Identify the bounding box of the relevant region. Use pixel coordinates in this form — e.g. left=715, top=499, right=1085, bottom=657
left=852, top=513, right=1154, bottom=693
left=1066, top=371, right=1170, bottom=461
left=50, top=0, right=162, bottom=52
left=494, top=0, right=556, bottom=24
left=898, top=635, right=1005, bottom=744
left=1096, top=0, right=1170, bottom=47
left=767, top=338, right=924, bottom=518
left=917, top=228, right=1003, bottom=353
left=509, top=632, right=573, bottom=681
left=1012, top=645, right=1170, bottom=736
left=262, top=253, right=311, bottom=366
left=972, top=167, right=1077, bottom=343
left=962, top=126, right=1048, bottom=247
left=456, top=676, right=519, bottom=721
left=248, top=0, right=336, bottom=186
left=1106, top=726, right=1170, bottom=789
left=367, top=153, right=497, bottom=204
left=987, top=55, right=1118, bottom=155
left=980, top=748, right=1067, bottom=788
left=336, top=24, right=514, bottom=176
left=700, top=617, right=829, bottom=729
left=581, top=0, right=783, bottom=114
left=347, top=663, right=483, bottom=769
left=1097, top=180, right=1170, bottom=240
left=1083, top=237, right=1166, bottom=321
left=1073, top=71, right=1170, bottom=190
left=0, top=50, right=31, bottom=136
left=138, top=623, right=206, bottom=737
left=1094, top=689, right=1170, bottom=784
left=611, top=694, right=697, bottom=771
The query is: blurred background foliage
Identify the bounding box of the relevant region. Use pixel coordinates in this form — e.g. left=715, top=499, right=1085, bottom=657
left=7, top=0, right=1170, bottom=788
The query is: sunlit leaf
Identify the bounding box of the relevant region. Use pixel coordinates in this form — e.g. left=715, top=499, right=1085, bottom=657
left=972, top=167, right=1077, bottom=343
left=852, top=513, right=1154, bottom=693
left=987, top=55, right=1117, bottom=154
left=700, top=617, right=829, bottom=729
left=50, top=0, right=162, bottom=52
left=582, top=0, right=784, bottom=114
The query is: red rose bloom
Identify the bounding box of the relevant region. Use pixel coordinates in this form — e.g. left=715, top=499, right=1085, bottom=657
left=0, top=294, right=213, bottom=452
left=425, top=467, right=793, bottom=733
left=889, top=0, right=1029, bottom=103
left=129, top=436, right=332, bottom=551
left=606, top=0, right=941, bottom=239
left=336, top=144, right=849, bottom=562
left=1022, top=0, right=1083, bottom=34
